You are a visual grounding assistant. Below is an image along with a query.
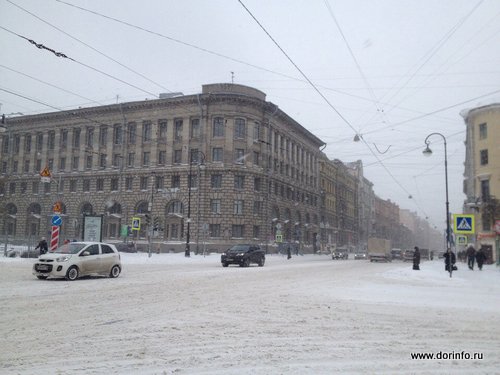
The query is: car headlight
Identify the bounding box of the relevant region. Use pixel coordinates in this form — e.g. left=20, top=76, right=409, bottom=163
left=56, top=255, right=71, bottom=262
left=221, top=253, right=226, bottom=256
left=238, top=253, right=245, bottom=256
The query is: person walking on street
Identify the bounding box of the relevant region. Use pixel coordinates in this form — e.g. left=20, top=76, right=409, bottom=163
left=444, top=248, right=456, bottom=273
left=475, top=247, right=487, bottom=270
left=413, top=246, right=420, bottom=270
left=35, top=237, right=48, bottom=255
left=466, top=244, right=476, bottom=270
left=287, top=245, right=292, bottom=260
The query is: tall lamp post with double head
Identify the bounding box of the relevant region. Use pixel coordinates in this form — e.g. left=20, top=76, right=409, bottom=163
left=423, top=132, right=452, bottom=276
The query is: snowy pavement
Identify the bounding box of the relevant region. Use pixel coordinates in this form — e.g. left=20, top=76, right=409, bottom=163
left=0, top=252, right=499, bottom=374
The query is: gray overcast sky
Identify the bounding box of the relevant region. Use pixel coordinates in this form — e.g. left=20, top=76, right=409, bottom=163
left=1, top=0, right=500, bottom=232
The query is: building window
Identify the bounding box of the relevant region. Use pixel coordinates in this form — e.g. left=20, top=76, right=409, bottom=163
left=36, top=133, right=43, bottom=151
left=143, top=152, right=150, bottom=166
left=32, top=181, right=39, bottom=194
left=155, top=176, right=164, bottom=190
left=113, top=124, right=123, bottom=145
left=212, top=147, right=223, bottom=162
left=481, top=179, right=490, bottom=199
left=12, top=161, right=18, bottom=174
left=254, top=177, right=261, bottom=191
left=48, top=131, right=56, bottom=150
left=253, top=201, right=262, bottom=215
left=253, top=225, right=260, bottom=239
left=140, top=177, right=148, bottom=190
left=110, top=178, right=119, bottom=191
left=83, top=180, right=90, bottom=192
left=99, top=154, right=106, bottom=169
left=234, top=175, right=245, bottom=190
left=60, top=129, right=68, bottom=150
left=211, top=174, right=222, bottom=189
left=213, top=117, right=224, bottom=137
left=171, top=175, right=180, bottom=188
left=234, top=118, right=246, bottom=139
left=44, top=182, right=51, bottom=194
left=188, top=174, right=198, bottom=189
left=479, top=123, right=487, bottom=139
left=253, top=122, right=261, bottom=141
left=159, top=120, right=167, bottom=140
left=253, top=151, right=260, bottom=166
left=25, top=134, right=31, bottom=152
left=96, top=179, right=104, bottom=192
left=58, top=180, right=64, bottom=193
left=482, top=213, right=491, bottom=231
left=70, top=180, right=77, bottom=192
left=233, top=200, right=244, bottom=215
left=20, top=181, right=27, bottom=194
left=112, top=154, right=122, bottom=168
left=143, top=121, right=152, bottom=142
left=73, top=129, right=81, bottom=148
left=1, top=161, right=7, bottom=174
left=191, top=118, right=200, bottom=139
left=232, top=224, right=244, bottom=238
left=59, top=157, right=66, bottom=171
left=174, top=119, right=183, bottom=140
left=99, top=126, right=107, bottom=146
left=85, top=127, right=93, bottom=148
left=9, top=182, right=16, bottom=195
left=85, top=155, right=93, bottom=170
left=127, top=152, right=135, bottom=167
left=24, top=160, right=30, bottom=173
left=174, top=149, right=182, bottom=164
left=209, top=224, right=221, bottom=238
left=190, top=148, right=199, bottom=163
left=158, top=150, right=166, bottom=165
left=128, top=123, right=136, bottom=144
left=125, top=177, right=133, bottom=190
left=211, top=199, right=221, bottom=214
left=480, top=149, right=488, bottom=165
left=235, top=148, right=245, bottom=164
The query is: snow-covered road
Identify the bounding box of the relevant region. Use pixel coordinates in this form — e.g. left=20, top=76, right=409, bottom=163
left=1, top=253, right=498, bottom=374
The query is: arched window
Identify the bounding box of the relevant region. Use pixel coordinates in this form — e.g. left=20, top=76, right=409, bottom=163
left=167, top=201, right=184, bottom=215
left=81, top=203, right=93, bottom=215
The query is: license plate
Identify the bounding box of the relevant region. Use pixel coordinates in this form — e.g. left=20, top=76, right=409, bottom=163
left=37, top=265, right=49, bottom=271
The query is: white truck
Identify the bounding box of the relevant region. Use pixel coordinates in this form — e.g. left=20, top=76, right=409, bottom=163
left=367, top=237, right=392, bottom=262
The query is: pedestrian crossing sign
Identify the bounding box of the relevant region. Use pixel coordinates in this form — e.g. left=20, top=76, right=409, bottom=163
left=453, top=214, right=475, bottom=234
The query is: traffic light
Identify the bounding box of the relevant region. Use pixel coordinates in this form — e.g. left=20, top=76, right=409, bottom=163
left=145, top=214, right=151, bottom=227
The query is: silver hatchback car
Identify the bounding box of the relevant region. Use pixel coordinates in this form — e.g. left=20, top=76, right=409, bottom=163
left=32, top=242, right=122, bottom=281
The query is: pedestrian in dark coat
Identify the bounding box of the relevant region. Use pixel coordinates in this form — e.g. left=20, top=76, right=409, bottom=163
left=466, top=244, right=476, bottom=270
left=35, top=237, right=48, bottom=255
left=475, top=248, right=487, bottom=270
left=413, top=246, right=420, bottom=270
left=444, top=248, right=456, bottom=273
left=287, top=245, right=292, bottom=260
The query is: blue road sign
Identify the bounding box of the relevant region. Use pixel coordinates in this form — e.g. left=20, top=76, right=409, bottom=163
left=51, top=215, right=62, bottom=226
left=453, top=214, right=475, bottom=234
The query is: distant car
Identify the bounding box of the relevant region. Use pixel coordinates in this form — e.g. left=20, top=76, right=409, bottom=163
left=354, top=253, right=367, bottom=260
left=391, top=249, right=402, bottom=260
left=221, top=244, right=265, bottom=267
left=332, top=249, right=348, bottom=260
left=32, top=242, right=122, bottom=281
left=114, top=242, right=138, bottom=253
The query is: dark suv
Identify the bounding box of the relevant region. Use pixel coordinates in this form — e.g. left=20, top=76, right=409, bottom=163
left=221, top=244, right=265, bottom=267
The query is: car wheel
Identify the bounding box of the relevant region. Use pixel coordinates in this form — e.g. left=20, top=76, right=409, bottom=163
left=36, top=275, right=48, bottom=280
left=244, top=258, right=250, bottom=267
left=65, top=266, right=79, bottom=281
left=258, top=256, right=265, bottom=267
left=222, top=263, right=229, bottom=267
left=109, top=265, right=121, bottom=278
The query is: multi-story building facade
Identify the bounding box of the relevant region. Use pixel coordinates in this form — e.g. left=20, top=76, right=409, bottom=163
left=333, top=159, right=358, bottom=250
left=462, top=103, right=500, bottom=263
left=0, top=83, right=325, bottom=252
left=346, top=160, right=374, bottom=252
left=373, top=196, right=399, bottom=244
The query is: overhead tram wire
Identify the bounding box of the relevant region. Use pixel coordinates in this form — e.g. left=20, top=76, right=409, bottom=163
left=237, top=0, right=431, bottom=219
left=358, top=0, right=485, bottom=131
left=5, top=0, right=171, bottom=94
left=0, top=25, right=159, bottom=99
left=0, top=63, right=104, bottom=107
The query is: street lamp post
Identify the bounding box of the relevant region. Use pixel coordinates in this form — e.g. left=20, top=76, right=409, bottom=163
left=195, top=151, right=206, bottom=255
left=185, top=150, right=206, bottom=257
left=423, top=132, right=452, bottom=277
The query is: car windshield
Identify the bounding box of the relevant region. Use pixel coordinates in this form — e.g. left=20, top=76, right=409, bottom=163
left=51, top=243, right=87, bottom=254
left=228, top=245, right=250, bottom=253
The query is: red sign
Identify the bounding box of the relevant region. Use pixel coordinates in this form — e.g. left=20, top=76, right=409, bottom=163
left=494, top=220, right=500, bottom=234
